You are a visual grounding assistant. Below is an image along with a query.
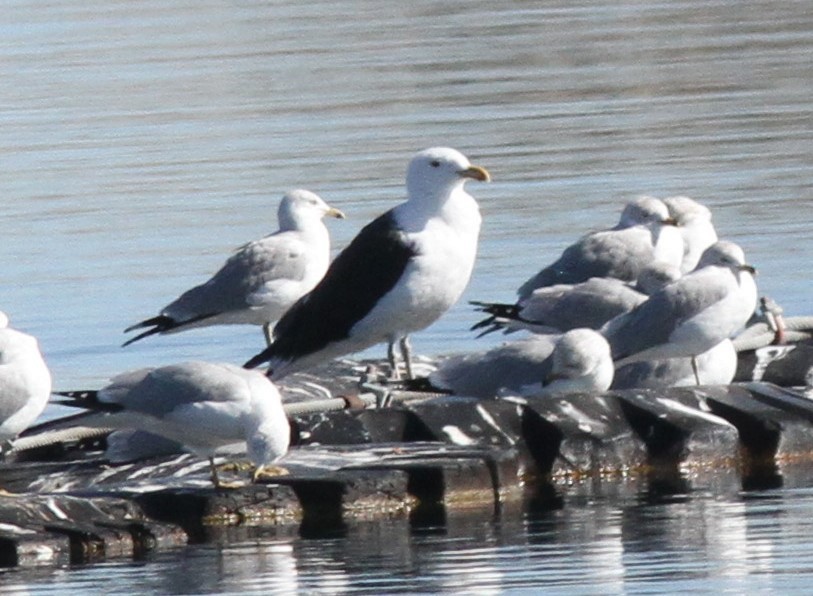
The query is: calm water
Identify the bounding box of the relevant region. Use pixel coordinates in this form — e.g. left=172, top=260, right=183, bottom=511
left=2, top=0, right=812, bottom=591
left=8, top=475, right=813, bottom=594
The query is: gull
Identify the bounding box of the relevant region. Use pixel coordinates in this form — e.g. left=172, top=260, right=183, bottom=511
left=601, top=240, right=757, bottom=381
left=517, top=196, right=683, bottom=300
left=0, top=312, right=52, bottom=453
left=663, top=196, right=718, bottom=273
left=532, top=328, right=615, bottom=397
left=124, top=189, right=345, bottom=347
left=244, top=147, right=490, bottom=380
left=422, top=334, right=558, bottom=398
left=410, top=329, right=613, bottom=399
left=54, top=361, right=290, bottom=486
left=471, top=261, right=681, bottom=336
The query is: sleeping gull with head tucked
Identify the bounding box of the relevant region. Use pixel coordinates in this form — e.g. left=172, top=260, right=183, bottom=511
left=124, top=189, right=345, bottom=347
left=0, top=312, right=52, bottom=453
left=408, top=328, right=613, bottom=399
left=517, top=196, right=683, bottom=300
left=245, top=147, right=490, bottom=380
left=532, top=328, right=615, bottom=397
left=55, top=361, right=290, bottom=486
left=601, top=240, right=757, bottom=381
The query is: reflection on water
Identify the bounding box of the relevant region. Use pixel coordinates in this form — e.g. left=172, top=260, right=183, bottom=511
left=2, top=0, right=813, bottom=590
left=9, top=477, right=813, bottom=593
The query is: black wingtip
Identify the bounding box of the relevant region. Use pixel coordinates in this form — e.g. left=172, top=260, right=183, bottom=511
left=475, top=324, right=503, bottom=339
left=54, top=390, right=98, bottom=399
left=124, top=315, right=171, bottom=334
left=243, top=348, right=271, bottom=370
left=52, top=390, right=122, bottom=413
left=122, top=314, right=177, bottom=347
left=468, top=301, right=522, bottom=337
left=123, top=313, right=220, bottom=347
left=470, top=315, right=497, bottom=332
left=469, top=300, right=518, bottom=317
left=122, top=325, right=165, bottom=347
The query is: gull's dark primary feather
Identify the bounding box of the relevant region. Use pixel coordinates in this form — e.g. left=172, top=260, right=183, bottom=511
left=245, top=210, right=416, bottom=370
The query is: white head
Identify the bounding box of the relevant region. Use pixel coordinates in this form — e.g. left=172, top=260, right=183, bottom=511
left=663, top=196, right=713, bottom=225
left=542, top=329, right=614, bottom=396
left=663, top=196, right=718, bottom=273
left=277, top=189, right=345, bottom=231
left=405, top=147, right=490, bottom=202
left=247, top=425, right=290, bottom=469
left=0, top=311, right=8, bottom=329
left=244, top=373, right=291, bottom=467
left=618, top=196, right=676, bottom=228
left=696, top=240, right=756, bottom=275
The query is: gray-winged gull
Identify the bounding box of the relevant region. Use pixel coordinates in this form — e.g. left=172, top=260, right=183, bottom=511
left=472, top=261, right=681, bottom=336
left=0, top=311, right=52, bottom=452
left=413, top=328, right=613, bottom=399
left=663, top=196, right=718, bottom=274
left=425, top=334, right=558, bottom=398
left=532, top=328, right=615, bottom=397
left=244, top=147, right=490, bottom=380
left=601, top=240, right=757, bottom=380
left=124, top=189, right=345, bottom=347
left=517, top=196, right=683, bottom=300
left=55, top=361, right=290, bottom=486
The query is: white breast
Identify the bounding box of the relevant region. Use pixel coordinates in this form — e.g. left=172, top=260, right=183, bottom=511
left=350, top=190, right=481, bottom=343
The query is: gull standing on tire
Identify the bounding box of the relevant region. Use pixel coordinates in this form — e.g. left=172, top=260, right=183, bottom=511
left=54, top=361, right=290, bottom=486
left=124, top=189, right=345, bottom=347
left=601, top=241, right=757, bottom=382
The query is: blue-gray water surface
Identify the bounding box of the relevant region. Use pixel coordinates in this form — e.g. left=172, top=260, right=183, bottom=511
left=8, top=474, right=813, bottom=594
left=2, top=0, right=812, bottom=591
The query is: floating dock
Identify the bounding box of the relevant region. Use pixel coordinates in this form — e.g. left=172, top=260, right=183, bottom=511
left=0, top=336, right=811, bottom=569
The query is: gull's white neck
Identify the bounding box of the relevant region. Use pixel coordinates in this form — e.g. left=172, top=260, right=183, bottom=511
left=395, top=181, right=478, bottom=233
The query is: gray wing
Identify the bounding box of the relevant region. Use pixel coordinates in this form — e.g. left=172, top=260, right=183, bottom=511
left=104, top=429, right=184, bottom=462
left=601, top=268, right=730, bottom=360
left=164, top=231, right=310, bottom=319
left=430, top=335, right=558, bottom=398
left=518, top=227, right=655, bottom=299
left=520, top=278, right=647, bottom=331
left=105, top=361, right=249, bottom=417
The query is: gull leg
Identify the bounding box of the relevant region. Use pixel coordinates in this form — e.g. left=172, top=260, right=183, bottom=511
left=400, top=336, right=414, bottom=380
left=691, top=356, right=701, bottom=385
left=209, top=457, right=244, bottom=489
left=209, top=456, right=221, bottom=487
left=387, top=340, right=401, bottom=380
left=761, top=296, right=786, bottom=345
left=0, top=440, right=12, bottom=460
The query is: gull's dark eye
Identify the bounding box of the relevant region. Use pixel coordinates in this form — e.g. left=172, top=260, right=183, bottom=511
left=430, top=160, right=441, bottom=168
